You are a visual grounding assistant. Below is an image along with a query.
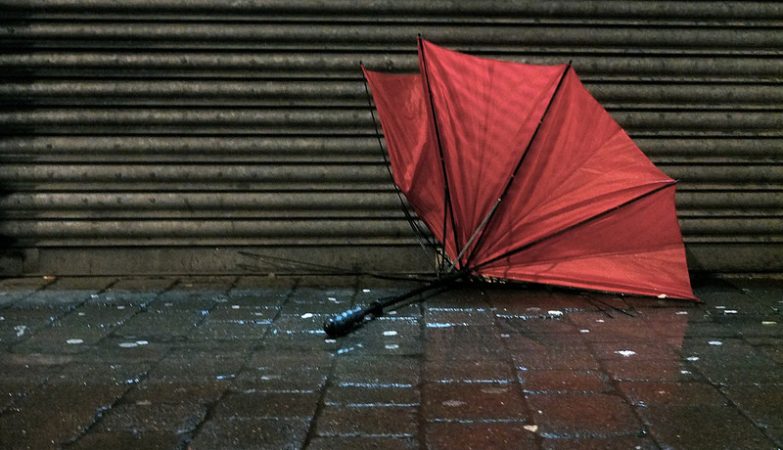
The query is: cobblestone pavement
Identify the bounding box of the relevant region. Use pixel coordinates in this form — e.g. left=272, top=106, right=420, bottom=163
left=0, top=274, right=781, bottom=449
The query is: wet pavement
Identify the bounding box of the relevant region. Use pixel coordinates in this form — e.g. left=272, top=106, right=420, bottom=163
left=0, top=274, right=781, bottom=449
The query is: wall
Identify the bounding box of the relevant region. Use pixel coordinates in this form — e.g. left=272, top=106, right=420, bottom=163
left=0, top=1, right=781, bottom=275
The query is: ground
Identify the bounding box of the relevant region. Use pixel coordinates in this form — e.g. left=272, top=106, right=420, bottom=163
left=0, top=274, right=781, bottom=449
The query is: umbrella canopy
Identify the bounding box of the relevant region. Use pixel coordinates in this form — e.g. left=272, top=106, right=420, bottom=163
left=362, top=38, right=696, bottom=301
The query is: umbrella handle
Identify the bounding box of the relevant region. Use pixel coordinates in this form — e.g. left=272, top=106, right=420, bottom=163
left=323, top=302, right=382, bottom=337
left=323, top=272, right=467, bottom=338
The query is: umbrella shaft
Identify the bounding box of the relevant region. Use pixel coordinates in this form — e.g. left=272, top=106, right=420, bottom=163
left=324, top=270, right=467, bottom=337
left=377, top=270, right=466, bottom=310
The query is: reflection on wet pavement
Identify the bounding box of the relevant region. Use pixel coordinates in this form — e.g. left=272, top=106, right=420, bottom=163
left=0, top=275, right=781, bottom=449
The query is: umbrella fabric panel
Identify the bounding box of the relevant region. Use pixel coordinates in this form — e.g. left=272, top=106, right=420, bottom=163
left=478, top=185, right=696, bottom=300
left=469, top=69, right=674, bottom=267
left=362, top=68, right=454, bottom=258
left=418, top=39, right=563, bottom=261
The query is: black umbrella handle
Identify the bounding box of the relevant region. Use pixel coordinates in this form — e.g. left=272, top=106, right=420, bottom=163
left=323, top=272, right=467, bottom=338
left=323, top=302, right=382, bottom=337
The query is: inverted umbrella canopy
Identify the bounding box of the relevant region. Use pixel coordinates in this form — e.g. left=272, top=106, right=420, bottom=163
left=362, top=38, right=696, bottom=301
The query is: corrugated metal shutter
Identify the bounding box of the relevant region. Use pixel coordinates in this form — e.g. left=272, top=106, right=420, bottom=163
left=0, top=1, right=780, bottom=275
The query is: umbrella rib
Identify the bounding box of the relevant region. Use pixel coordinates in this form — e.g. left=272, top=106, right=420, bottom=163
left=462, top=62, right=572, bottom=270
left=360, top=69, right=439, bottom=258
left=473, top=180, right=677, bottom=271
left=419, top=36, right=463, bottom=270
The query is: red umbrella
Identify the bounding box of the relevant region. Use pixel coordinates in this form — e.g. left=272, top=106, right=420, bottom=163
left=325, top=38, right=696, bottom=336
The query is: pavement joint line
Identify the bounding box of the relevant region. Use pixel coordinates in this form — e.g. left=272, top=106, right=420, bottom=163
left=60, top=367, right=153, bottom=449
left=90, top=277, right=180, bottom=352
left=0, top=276, right=56, bottom=313
left=494, top=296, right=543, bottom=449
left=56, top=278, right=177, bottom=448
left=301, top=276, right=353, bottom=447
left=689, top=337, right=783, bottom=449
left=580, top=326, right=656, bottom=447
left=166, top=275, right=241, bottom=450
left=415, top=289, right=427, bottom=449
left=7, top=277, right=121, bottom=351
left=176, top=275, right=300, bottom=447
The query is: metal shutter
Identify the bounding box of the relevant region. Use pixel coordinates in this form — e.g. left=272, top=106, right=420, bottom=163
left=0, top=1, right=780, bottom=275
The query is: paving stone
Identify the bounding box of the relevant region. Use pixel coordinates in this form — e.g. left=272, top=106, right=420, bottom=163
left=618, top=381, right=727, bottom=408
left=735, top=320, right=783, bottom=338
left=235, top=353, right=332, bottom=392
left=91, top=337, right=172, bottom=362
left=497, top=316, right=580, bottom=335
left=0, top=382, right=128, bottom=449
left=755, top=342, right=783, bottom=365
left=190, top=417, right=310, bottom=450
left=0, top=309, right=59, bottom=345
left=527, top=393, right=642, bottom=438
left=11, top=290, right=94, bottom=309
left=191, top=318, right=271, bottom=340
left=53, top=360, right=150, bottom=386
left=94, top=402, right=207, bottom=435
left=12, top=304, right=139, bottom=353
left=521, top=370, right=611, bottom=394
left=306, top=436, right=418, bottom=450
left=425, top=307, right=496, bottom=327
left=426, top=422, right=537, bottom=449
left=689, top=356, right=783, bottom=386
left=333, top=355, right=419, bottom=387
left=338, top=319, right=424, bottom=356
left=641, top=404, right=777, bottom=449
left=324, top=386, right=419, bottom=407
left=684, top=321, right=745, bottom=338
left=315, top=407, right=417, bottom=437
left=148, top=350, right=245, bottom=382
left=0, top=291, right=30, bottom=307
left=262, top=331, right=341, bottom=353
left=569, top=316, right=665, bottom=344
left=423, top=383, right=527, bottom=421
left=425, top=325, right=508, bottom=360
left=126, top=379, right=228, bottom=405
left=111, top=310, right=202, bottom=341
left=486, top=287, right=586, bottom=314
left=591, top=342, right=681, bottom=361
left=149, top=291, right=221, bottom=311
left=223, top=291, right=289, bottom=308
left=540, top=435, right=659, bottom=449
left=67, top=431, right=182, bottom=450
left=603, top=358, right=698, bottom=383
left=85, top=291, right=159, bottom=306
left=212, top=391, right=320, bottom=419
left=207, top=304, right=279, bottom=322
left=281, top=286, right=355, bottom=315
left=424, top=358, right=515, bottom=384
left=0, top=353, right=70, bottom=398
left=511, top=342, right=600, bottom=371
left=722, top=383, right=783, bottom=445
left=272, top=313, right=329, bottom=334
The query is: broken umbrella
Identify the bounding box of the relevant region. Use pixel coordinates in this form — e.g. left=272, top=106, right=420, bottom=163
left=325, top=38, right=696, bottom=337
